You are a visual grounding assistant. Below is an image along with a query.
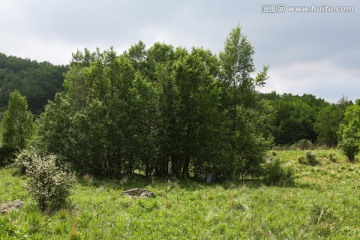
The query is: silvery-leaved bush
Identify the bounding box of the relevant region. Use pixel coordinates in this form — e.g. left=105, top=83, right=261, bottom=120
left=26, top=154, right=76, bottom=211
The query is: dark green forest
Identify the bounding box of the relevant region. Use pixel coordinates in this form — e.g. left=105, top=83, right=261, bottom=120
left=0, top=26, right=358, bottom=181
left=0, top=52, right=67, bottom=114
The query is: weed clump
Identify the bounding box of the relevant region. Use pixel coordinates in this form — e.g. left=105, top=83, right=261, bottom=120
left=26, top=154, right=76, bottom=211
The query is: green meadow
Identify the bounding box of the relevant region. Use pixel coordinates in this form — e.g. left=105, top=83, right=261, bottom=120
left=1, top=149, right=360, bottom=239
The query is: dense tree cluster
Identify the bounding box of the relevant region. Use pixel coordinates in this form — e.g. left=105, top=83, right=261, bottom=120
left=1, top=25, right=359, bottom=179
left=0, top=53, right=67, bottom=114
left=33, top=26, right=270, bottom=179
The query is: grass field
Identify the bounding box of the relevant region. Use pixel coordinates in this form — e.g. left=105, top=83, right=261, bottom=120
left=1, top=149, right=360, bottom=239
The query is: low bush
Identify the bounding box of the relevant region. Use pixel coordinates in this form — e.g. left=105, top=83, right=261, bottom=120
left=26, top=154, right=76, bottom=211
left=298, top=151, right=319, bottom=166
left=263, top=159, right=294, bottom=186
left=306, top=151, right=318, bottom=165
left=339, top=138, right=359, bottom=162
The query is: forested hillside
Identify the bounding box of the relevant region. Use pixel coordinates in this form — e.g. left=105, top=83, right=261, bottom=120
left=0, top=53, right=67, bottom=114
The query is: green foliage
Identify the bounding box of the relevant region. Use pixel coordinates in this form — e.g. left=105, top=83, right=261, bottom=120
left=26, top=154, right=76, bottom=211
left=34, top=25, right=270, bottom=181
left=218, top=25, right=270, bottom=178
left=338, top=100, right=360, bottom=161
left=260, top=92, right=328, bottom=145
left=328, top=152, right=338, bottom=163
left=0, top=120, right=3, bottom=145
left=306, top=151, right=318, bottom=165
left=263, top=159, right=294, bottom=186
left=298, top=156, right=307, bottom=165
left=298, top=151, right=319, bottom=166
left=2, top=90, right=34, bottom=150
left=0, top=145, right=17, bottom=166
left=310, top=204, right=338, bottom=237
left=314, top=101, right=348, bottom=147
left=13, top=148, right=36, bottom=175
left=0, top=52, right=66, bottom=114
left=293, top=139, right=313, bottom=150
left=339, top=138, right=359, bottom=162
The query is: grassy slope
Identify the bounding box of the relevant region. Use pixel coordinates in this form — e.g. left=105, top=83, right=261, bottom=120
left=1, top=149, right=360, bottom=239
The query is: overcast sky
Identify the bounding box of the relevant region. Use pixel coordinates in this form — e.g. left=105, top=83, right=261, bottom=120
left=0, top=0, right=359, bottom=102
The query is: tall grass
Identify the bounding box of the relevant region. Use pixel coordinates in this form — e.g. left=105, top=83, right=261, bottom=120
left=1, top=149, right=360, bottom=239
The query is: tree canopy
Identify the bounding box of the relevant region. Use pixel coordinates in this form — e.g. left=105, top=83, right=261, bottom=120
left=2, top=90, right=34, bottom=150
left=338, top=100, right=360, bottom=161
left=34, top=26, right=271, bottom=180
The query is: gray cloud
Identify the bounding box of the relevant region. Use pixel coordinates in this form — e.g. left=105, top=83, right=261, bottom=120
left=0, top=0, right=359, bottom=102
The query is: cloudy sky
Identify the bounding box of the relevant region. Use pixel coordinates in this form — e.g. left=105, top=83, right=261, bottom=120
left=0, top=0, right=359, bottom=102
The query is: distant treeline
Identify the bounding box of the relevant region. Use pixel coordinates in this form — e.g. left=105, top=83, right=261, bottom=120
left=0, top=52, right=67, bottom=114
left=260, top=92, right=352, bottom=147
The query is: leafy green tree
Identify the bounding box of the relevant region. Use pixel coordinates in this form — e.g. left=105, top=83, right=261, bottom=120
left=314, top=101, right=348, bottom=147
left=2, top=90, right=34, bottom=150
left=338, top=100, right=360, bottom=161
left=34, top=93, right=74, bottom=160
left=36, top=49, right=139, bottom=176
left=169, top=47, right=224, bottom=178
left=219, top=25, right=270, bottom=179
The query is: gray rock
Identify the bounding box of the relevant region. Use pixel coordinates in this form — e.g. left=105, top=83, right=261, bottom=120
left=122, top=188, right=156, bottom=198
left=1, top=200, right=24, bottom=215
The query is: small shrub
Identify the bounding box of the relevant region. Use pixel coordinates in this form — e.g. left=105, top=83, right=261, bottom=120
left=339, top=138, right=359, bottom=161
left=328, top=153, right=338, bottom=163
left=13, top=149, right=37, bottom=175
left=298, top=151, right=319, bottom=166
left=305, top=151, right=318, bottom=166
left=26, top=154, right=76, bottom=211
left=263, top=159, right=295, bottom=186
